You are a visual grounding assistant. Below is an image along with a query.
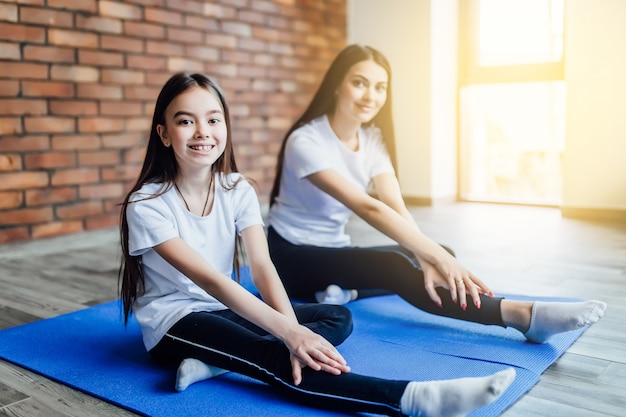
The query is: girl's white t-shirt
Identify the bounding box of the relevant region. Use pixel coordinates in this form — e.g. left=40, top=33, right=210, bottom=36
left=126, top=173, right=263, bottom=350
left=268, top=115, right=395, bottom=247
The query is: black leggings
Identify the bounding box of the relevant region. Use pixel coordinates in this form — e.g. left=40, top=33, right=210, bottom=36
left=150, top=304, right=408, bottom=416
left=267, top=227, right=505, bottom=327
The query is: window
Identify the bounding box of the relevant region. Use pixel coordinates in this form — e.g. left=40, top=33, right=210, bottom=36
left=459, top=0, right=566, bottom=205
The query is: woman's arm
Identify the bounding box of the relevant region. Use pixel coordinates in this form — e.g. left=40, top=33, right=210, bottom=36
left=153, top=233, right=348, bottom=385
left=307, top=169, right=491, bottom=306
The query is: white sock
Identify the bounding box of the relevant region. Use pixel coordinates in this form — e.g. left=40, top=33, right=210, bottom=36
left=314, top=284, right=357, bottom=305
left=524, top=300, right=607, bottom=343
left=400, top=368, right=516, bottom=417
left=175, top=358, right=228, bottom=392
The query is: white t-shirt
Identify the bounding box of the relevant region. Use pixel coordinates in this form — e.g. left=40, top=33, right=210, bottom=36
left=126, top=173, right=263, bottom=350
left=268, top=115, right=395, bottom=247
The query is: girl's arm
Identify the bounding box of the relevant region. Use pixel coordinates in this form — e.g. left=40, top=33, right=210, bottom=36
left=153, top=233, right=348, bottom=385
left=307, top=169, right=492, bottom=307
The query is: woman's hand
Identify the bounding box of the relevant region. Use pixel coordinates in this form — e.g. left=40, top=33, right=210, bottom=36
left=283, top=324, right=350, bottom=385
left=421, top=256, right=493, bottom=310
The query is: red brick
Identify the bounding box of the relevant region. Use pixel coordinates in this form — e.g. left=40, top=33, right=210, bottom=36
left=123, top=147, right=146, bottom=164
left=184, top=45, right=219, bottom=61
left=78, top=50, right=124, bottom=67
left=221, top=21, right=252, bottom=37
left=167, top=57, right=204, bottom=72
left=98, top=0, right=142, bottom=20
left=100, top=101, right=143, bottom=116
left=145, top=40, right=181, bottom=57
left=50, top=65, right=99, bottom=82
left=0, top=226, right=29, bottom=244
left=0, top=62, right=47, bottom=79
left=101, top=69, right=145, bottom=84
left=23, top=45, right=75, bottom=64
left=126, top=54, right=165, bottom=70
left=145, top=8, right=182, bottom=25
left=101, top=165, right=141, bottom=181
left=32, top=220, right=84, bottom=239
left=48, top=0, right=96, bottom=13
left=204, top=33, right=237, bottom=49
left=0, top=135, right=49, bottom=152
left=238, top=10, right=266, bottom=25
left=0, top=41, right=21, bottom=60
left=167, top=0, right=203, bottom=14
left=85, top=213, right=118, bottom=230
left=24, top=116, right=75, bottom=133
left=56, top=201, right=103, bottom=219
left=0, top=191, right=23, bottom=209
left=0, top=22, right=45, bottom=43
left=0, top=154, right=22, bottom=171
left=0, top=207, right=53, bottom=226
left=167, top=27, right=203, bottom=44
left=101, top=35, right=144, bottom=53
left=78, top=117, right=124, bottom=133
left=25, top=186, right=76, bottom=206
left=51, top=168, right=99, bottom=186
left=124, top=21, right=165, bottom=39
left=123, top=85, right=160, bottom=100
left=0, top=117, right=22, bottom=135
left=78, top=150, right=120, bottom=166
left=201, top=2, right=236, bottom=18
left=0, top=80, right=20, bottom=96
left=0, top=3, right=18, bottom=22
left=48, top=29, right=98, bottom=48
left=20, top=6, right=73, bottom=28
left=24, top=152, right=75, bottom=169
left=101, top=132, right=145, bottom=149
left=51, top=134, right=101, bottom=150
left=184, top=15, right=220, bottom=31
left=49, top=99, right=98, bottom=116
left=76, top=15, right=123, bottom=34
left=77, top=84, right=123, bottom=100
left=21, top=80, right=74, bottom=97
left=0, top=99, right=47, bottom=115
left=124, top=117, right=150, bottom=132
left=79, top=182, right=124, bottom=199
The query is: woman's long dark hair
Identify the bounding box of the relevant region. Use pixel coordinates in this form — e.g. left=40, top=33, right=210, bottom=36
left=119, top=73, right=243, bottom=324
left=269, top=44, right=396, bottom=206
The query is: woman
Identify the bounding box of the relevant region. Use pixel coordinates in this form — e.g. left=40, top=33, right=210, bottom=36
left=267, top=44, right=606, bottom=344
left=118, top=72, right=515, bottom=417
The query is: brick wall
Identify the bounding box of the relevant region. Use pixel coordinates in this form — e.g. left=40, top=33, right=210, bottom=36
left=0, top=0, right=346, bottom=243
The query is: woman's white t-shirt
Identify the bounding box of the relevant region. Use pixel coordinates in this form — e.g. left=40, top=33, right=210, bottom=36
left=126, top=173, right=263, bottom=350
left=268, top=115, right=395, bottom=247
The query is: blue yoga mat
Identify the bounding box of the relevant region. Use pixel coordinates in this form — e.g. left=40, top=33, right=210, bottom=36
left=0, top=269, right=587, bottom=417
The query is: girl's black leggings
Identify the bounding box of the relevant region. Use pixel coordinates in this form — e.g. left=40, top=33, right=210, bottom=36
left=150, top=304, right=408, bottom=416
left=267, top=227, right=505, bottom=327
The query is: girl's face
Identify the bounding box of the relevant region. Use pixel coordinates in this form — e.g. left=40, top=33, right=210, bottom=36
left=157, top=86, right=227, bottom=171
left=334, top=59, right=388, bottom=125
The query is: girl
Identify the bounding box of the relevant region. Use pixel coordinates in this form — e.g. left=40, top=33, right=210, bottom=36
left=266, top=44, right=606, bottom=344
left=118, top=73, right=516, bottom=417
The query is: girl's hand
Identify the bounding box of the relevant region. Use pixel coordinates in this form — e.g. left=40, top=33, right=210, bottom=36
left=421, top=257, right=492, bottom=311
left=283, top=324, right=350, bottom=385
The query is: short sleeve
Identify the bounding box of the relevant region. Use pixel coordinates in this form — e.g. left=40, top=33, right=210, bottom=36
left=232, top=179, right=264, bottom=234
left=126, top=194, right=179, bottom=256
left=285, top=134, right=332, bottom=179
left=367, top=127, right=395, bottom=178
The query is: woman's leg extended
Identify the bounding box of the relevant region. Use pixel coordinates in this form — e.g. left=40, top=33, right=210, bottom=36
left=268, top=227, right=504, bottom=327
left=150, top=309, right=409, bottom=415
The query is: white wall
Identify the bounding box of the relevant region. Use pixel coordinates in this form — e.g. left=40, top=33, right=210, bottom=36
left=348, top=0, right=458, bottom=201
left=563, top=0, right=626, bottom=214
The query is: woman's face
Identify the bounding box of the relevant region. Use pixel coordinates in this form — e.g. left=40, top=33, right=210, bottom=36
left=157, top=86, right=227, bottom=171
left=334, top=59, right=388, bottom=125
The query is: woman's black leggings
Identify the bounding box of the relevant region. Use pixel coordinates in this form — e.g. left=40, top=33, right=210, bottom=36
left=150, top=304, right=408, bottom=416
left=267, top=227, right=505, bottom=327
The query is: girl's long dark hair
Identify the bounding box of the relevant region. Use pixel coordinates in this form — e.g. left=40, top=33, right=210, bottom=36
left=269, top=44, right=396, bottom=206
left=119, top=73, right=243, bottom=324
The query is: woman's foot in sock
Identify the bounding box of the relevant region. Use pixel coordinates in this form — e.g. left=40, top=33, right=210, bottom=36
left=315, top=284, right=357, bottom=305
left=400, top=368, right=516, bottom=417
left=175, top=358, right=228, bottom=392
left=524, top=300, right=607, bottom=343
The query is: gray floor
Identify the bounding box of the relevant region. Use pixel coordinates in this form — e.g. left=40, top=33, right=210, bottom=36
left=0, top=202, right=624, bottom=416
